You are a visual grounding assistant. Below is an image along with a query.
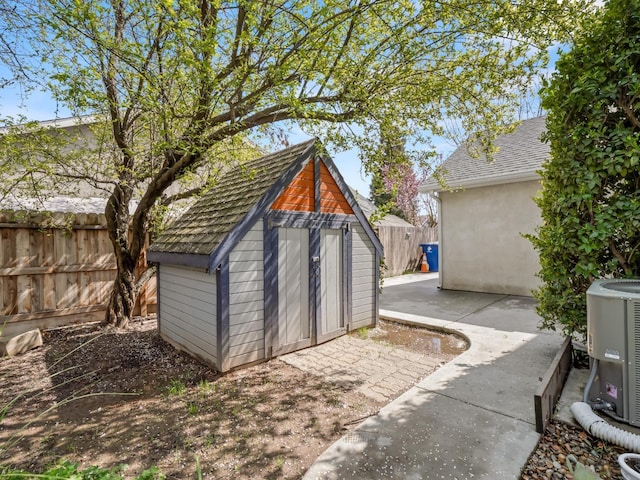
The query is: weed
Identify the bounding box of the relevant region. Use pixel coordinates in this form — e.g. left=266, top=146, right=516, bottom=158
left=203, top=434, right=216, bottom=448
left=40, top=433, right=53, bottom=446
left=212, top=397, right=223, bottom=410
left=182, top=437, right=194, bottom=452
left=166, top=379, right=186, bottom=396
left=0, top=460, right=165, bottom=479
left=231, top=404, right=243, bottom=416
left=198, top=379, right=216, bottom=394
left=354, top=327, right=369, bottom=340
left=325, top=395, right=342, bottom=407
left=195, top=455, right=202, bottom=480
left=275, top=455, right=285, bottom=469
left=187, top=401, right=199, bottom=416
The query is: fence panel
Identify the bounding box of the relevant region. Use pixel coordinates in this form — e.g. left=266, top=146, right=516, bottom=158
left=376, top=225, right=438, bottom=278
left=0, top=210, right=156, bottom=337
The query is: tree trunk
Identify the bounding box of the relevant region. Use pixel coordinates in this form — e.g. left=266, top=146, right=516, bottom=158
left=104, top=185, right=146, bottom=328
left=106, top=267, right=137, bottom=328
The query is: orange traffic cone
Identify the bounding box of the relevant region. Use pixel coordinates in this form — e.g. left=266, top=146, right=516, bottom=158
left=420, top=252, right=429, bottom=272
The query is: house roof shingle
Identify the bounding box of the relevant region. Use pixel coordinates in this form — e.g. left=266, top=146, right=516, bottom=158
left=350, top=188, right=414, bottom=227
left=420, top=116, right=548, bottom=192
left=150, top=139, right=316, bottom=256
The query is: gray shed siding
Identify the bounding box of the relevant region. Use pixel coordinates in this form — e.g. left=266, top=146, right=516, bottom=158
left=158, top=264, right=217, bottom=366
left=351, top=225, right=376, bottom=329
left=228, top=223, right=265, bottom=368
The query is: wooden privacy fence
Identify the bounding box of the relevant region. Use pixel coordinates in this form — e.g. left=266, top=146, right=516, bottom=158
left=0, top=210, right=156, bottom=337
left=376, top=225, right=438, bottom=277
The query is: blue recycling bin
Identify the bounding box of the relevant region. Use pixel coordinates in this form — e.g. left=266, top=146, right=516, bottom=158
left=419, top=243, right=439, bottom=272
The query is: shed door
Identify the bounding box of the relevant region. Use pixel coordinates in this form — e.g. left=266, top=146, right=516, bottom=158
left=276, top=228, right=312, bottom=354
left=317, top=228, right=344, bottom=343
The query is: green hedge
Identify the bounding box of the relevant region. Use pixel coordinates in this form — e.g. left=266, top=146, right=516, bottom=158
left=530, top=0, right=640, bottom=338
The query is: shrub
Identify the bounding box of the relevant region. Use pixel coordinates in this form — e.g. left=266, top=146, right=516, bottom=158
left=530, top=0, right=640, bottom=338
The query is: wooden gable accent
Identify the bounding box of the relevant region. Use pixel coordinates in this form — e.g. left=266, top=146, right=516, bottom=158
left=320, top=161, right=353, bottom=214
left=270, top=160, right=315, bottom=212
left=271, top=157, right=353, bottom=214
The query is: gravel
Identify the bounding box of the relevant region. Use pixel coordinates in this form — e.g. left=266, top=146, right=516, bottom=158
left=521, top=420, right=626, bottom=479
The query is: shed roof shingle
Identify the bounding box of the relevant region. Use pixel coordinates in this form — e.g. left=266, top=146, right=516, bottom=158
left=421, top=116, right=548, bottom=192
left=150, top=139, right=316, bottom=256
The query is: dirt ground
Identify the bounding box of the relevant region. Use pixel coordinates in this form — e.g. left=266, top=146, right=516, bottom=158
left=0, top=318, right=465, bottom=479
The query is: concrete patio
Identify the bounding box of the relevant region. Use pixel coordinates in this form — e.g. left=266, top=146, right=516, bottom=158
left=304, top=273, right=564, bottom=479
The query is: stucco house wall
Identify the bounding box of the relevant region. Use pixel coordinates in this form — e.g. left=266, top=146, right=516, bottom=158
left=439, top=179, right=541, bottom=296
left=420, top=115, right=548, bottom=297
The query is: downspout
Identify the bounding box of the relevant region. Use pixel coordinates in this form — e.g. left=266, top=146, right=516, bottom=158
left=428, top=192, right=442, bottom=289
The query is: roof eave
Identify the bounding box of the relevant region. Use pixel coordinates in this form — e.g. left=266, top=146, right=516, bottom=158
left=147, top=250, right=210, bottom=271
left=419, top=170, right=540, bottom=194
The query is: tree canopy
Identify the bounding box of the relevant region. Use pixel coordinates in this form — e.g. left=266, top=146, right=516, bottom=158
left=531, top=0, right=640, bottom=337
left=0, top=0, right=591, bottom=327
left=368, top=124, right=429, bottom=225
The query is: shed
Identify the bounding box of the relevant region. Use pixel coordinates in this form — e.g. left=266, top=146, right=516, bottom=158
left=147, top=140, right=383, bottom=372
left=419, top=116, right=548, bottom=296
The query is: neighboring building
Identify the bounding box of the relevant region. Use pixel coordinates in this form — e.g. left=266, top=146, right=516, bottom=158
left=0, top=115, right=260, bottom=338
left=419, top=116, right=548, bottom=296
left=148, top=140, right=383, bottom=372
left=351, top=189, right=437, bottom=277
left=0, top=117, right=154, bottom=337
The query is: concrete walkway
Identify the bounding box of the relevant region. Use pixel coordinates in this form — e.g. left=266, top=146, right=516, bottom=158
left=304, top=274, right=564, bottom=479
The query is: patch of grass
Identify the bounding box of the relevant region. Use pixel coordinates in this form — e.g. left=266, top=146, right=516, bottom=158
left=324, top=395, right=342, bottom=408
left=353, top=327, right=370, bottom=340
left=231, top=404, right=244, bottom=416
left=203, top=434, right=216, bottom=448
left=65, top=442, right=78, bottom=454
left=0, top=460, right=165, bottom=479
left=187, top=401, right=199, bottom=416
left=198, top=379, right=216, bottom=394
left=40, top=433, right=53, bottom=446
left=166, top=379, right=186, bottom=397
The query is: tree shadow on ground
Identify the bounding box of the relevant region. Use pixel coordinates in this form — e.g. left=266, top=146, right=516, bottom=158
left=0, top=320, right=383, bottom=479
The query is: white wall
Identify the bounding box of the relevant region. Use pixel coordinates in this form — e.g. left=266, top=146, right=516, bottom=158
left=228, top=223, right=265, bottom=369
left=351, top=225, right=377, bottom=329
left=158, top=264, right=217, bottom=367
left=440, top=179, right=541, bottom=296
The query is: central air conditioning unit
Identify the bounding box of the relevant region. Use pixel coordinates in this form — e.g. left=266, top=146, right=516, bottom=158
left=586, top=279, right=640, bottom=426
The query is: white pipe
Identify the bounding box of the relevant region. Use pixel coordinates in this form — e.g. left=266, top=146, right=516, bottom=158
left=619, top=453, right=640, bottom=480
left=427, top=191, right=442, bottom=289
left=572, top=402, right=640, bottom=452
